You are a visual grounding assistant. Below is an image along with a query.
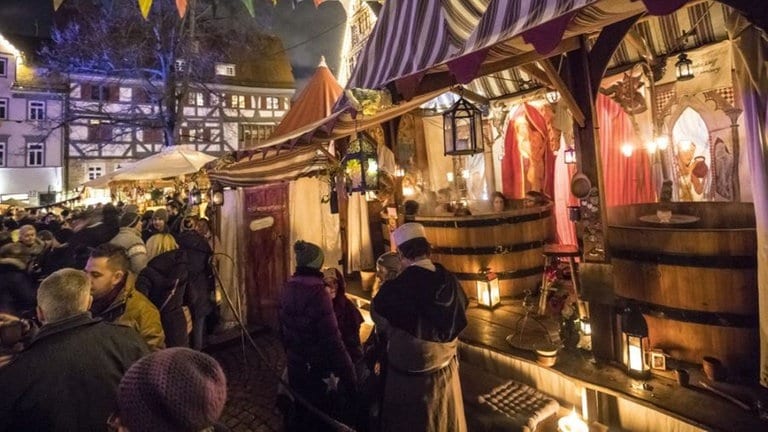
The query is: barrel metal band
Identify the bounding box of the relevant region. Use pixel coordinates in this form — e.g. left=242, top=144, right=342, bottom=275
left=616, top=296, right=758, bottom=328
left=417, top=210, right=552, bottom=228
left=432, top=240, right=544, bottom=255
left=454, top=266, right=543, bottom=281
left=611, top=249, right=756, bottom=269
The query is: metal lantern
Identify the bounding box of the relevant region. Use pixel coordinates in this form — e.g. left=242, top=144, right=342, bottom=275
left=621, top=306, right=650, bottom=379
left=343, top=133, right=379, bottom=192
left=476, top=268, right=501, bottom=309
left=675, top=53, right=694, bottom=81
left=209, top=181, right=224, bottom=206
left=443, top=96, right=484, bottom=156
left=545, top=90, right=561, bottom=104
left=564, top=147, right=577, bottom=164
left=188, top=186, right=202, bottom=206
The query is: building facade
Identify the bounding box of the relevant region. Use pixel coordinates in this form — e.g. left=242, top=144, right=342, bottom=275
left=0, top=33, right=66, bottom=206
left=68, top=36, right=295, bottom=190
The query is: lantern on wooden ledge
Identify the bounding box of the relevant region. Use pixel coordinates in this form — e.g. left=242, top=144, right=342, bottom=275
left=443, top=96, right=484, bottom=156
left=343, top=133, right=379, bottom=192
left=675, top=53, right=694, bottom=81
left=476, top=268, right=500, bottom=310
left=621, top=306, right=650, bottom=379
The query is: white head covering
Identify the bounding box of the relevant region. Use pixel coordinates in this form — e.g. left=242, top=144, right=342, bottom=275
left=392, top=222, right=427, bottom=247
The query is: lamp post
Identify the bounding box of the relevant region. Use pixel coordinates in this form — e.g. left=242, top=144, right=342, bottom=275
left=476, top=268, right=501, bottom=309
left=621, top=306, right=650, bottom=379
left=342, top=133, right=379, bottom=193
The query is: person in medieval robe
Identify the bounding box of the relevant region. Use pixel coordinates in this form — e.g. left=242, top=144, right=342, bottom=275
left=371, top=223, right=468, bottom=432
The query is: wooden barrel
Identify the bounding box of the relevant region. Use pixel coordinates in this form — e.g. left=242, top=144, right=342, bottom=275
left=607, top=203, right=758, bottom=373
left=413, top=202, right=554, bottom=300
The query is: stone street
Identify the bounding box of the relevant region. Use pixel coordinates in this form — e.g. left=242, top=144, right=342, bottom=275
left=207, top=330, right=286, bottom=432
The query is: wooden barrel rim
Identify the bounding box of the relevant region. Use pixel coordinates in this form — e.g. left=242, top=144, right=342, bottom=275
left=453, top=266, right=543, bottom=281
left=416, top=209, right=552, bottom=228
left=616, top=296, right=758, bottom=328
left=611, top=249, right=756, bottom=269
left=432, top=240, right=544, bottom=255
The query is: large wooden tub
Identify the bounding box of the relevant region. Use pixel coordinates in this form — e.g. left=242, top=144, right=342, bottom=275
left=412, top=202, right=554, bottom=300
left=607, top=202, right=757, bottom=373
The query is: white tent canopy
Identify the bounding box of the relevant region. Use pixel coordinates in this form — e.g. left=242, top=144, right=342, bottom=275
left=82, top=145, right=217, bottom=188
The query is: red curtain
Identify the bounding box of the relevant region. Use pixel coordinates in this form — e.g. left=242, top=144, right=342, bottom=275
left=596, top=94, right=656, bottom=207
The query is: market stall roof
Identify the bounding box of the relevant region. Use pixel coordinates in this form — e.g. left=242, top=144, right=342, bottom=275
left=82, top=145, right=216, bottom=188
left=270, top=56, right=344, bottom=139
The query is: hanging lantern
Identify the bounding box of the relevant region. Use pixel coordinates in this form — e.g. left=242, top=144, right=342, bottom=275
left=342, top=133, right=379, bottom=192
left=443, top=96, right=484, bottom=156
left=209, top=181, right=224, bottom=206
left=476, top=268, right=501, bottom=309
left=545, top=90, right=561, bottom=104
left=188, top=185, right=202, bottom=206
left=675, top=53, right=694, bottom=81
left=621, top=306, right=650, bottom=379
left=564, top=147, right=577, bottom=164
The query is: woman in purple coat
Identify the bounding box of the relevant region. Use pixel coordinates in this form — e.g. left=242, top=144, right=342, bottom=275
left=279, top=241, right=357, bottom=432
left=322, top=267, right=364, bottom=364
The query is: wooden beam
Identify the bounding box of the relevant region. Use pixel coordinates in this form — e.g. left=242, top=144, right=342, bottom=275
left=538, top=59, right=586, bottom=127
left=588, top=13, right=643, bottom=99
left=412, top=37, right=580, bottom=98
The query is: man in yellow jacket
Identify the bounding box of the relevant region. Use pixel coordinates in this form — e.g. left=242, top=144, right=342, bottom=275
left=85, top=243, right=165, bottom=351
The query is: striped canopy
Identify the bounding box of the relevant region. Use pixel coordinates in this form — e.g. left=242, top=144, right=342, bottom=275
left=208, top=144, right=331, bottom=187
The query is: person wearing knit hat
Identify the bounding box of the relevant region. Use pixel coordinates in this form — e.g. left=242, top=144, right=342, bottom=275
left=279, top=241, right=357, bottom=430
left=110, top=212, right=148, bottom=274
left=293, top=240, right=324, bottom=269
left=371, top=222, right=469, bottom=432
left=142, top=208, right=169, bottom=242
left=114, top=347, right=227, bottom=432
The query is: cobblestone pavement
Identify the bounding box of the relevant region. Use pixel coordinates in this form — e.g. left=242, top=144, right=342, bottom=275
left=207, top=330, right=286, bottom=432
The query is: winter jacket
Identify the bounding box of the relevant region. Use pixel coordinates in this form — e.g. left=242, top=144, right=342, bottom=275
left=0, top=313, right=149, bottom=432
left=95, top=272, right=165, bottom=351
left=110, top=226, right=148, bottom=274
left=0, top=258, right=36, bottom=317
left=329, top=269, right=364, bottom=364
left=136, top=249, right=189, bottom=347
left=70, top=221, right=119, bottom=269
left=175, top=230, right=214, bottom=318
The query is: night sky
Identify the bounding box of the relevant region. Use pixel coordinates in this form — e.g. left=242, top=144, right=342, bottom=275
left=0, top=0, right=347, bottom=91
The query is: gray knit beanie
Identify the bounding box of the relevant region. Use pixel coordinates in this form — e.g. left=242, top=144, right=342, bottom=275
left=294, top=240, right=324, bottom=269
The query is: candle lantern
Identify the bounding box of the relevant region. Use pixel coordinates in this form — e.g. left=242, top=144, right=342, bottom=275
left=443, top=96, right=484, bottom=156
left=621, top=306, right=650, bottom=379
left=564, top=147, right=577, bottom=164
left=476, top=268, right=501, bottom=309
left=343, top=133, right=379, bottom=192
left=209, top=181, right=224, bottom=206
left=675, top=53, right=694, bottom=81
left=188, top=185, right=202, bottom=206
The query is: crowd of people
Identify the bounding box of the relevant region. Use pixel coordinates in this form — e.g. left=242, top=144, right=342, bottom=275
left=0, top=200, right=227, bottom=431
left=279, top=222, right=469, bottom=432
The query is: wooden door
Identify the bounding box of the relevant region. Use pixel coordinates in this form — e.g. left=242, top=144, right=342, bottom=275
left=244, top=183, right=289, bottom=328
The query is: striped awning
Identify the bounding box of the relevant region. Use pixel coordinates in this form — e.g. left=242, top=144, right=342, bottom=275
left=208, top=144, right=331, bottom=187
left=346, top=0, right=690, bottom=97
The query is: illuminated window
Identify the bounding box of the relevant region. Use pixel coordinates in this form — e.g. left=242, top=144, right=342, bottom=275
left=27, top=143, right=44, bottom=166
left=216, top=63, right=236, bottom=77
left=239, top=124, right=275, bottom=144
left=230, top=95, right=246, bottom=109
left=28, top=101, right=45, bottom=120
left=0, top=98, right=7, bottom=119
left=188, top=91, right=204, bottom=106
left=265, top=96, right=279, bottom=110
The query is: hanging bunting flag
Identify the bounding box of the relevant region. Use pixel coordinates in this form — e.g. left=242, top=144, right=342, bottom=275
left=138, top=0, right=153, bottom=19
left=53, top=0, right=65, bottom=10
left=176, top=0, right=187, bottom=17
left=241, top=0, right=255, bottom=16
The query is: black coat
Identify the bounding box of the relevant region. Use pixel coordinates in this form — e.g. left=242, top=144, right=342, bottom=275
left=0, top=313, right=149, bottom=432
left=70, top=222, right=119, bottom=269
left=176, top=230, right=214, bottom=318
left=0, top=260, right=36, bottom=317
left=136, top=250, right=189, bottom=347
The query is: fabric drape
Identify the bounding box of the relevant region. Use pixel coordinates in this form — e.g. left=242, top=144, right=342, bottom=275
left=727, top=11, right=768, bottom=388
left=346, top=192, right=374, bottom=271
left=596, top=94, right=656, bottom=207
left=288, top=178, right=342, bottom=271
left=218, top=188, right=247, bottom=327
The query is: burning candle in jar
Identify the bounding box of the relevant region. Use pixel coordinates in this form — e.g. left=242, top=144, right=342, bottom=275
left=557, top=408, right=588, bottom=432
